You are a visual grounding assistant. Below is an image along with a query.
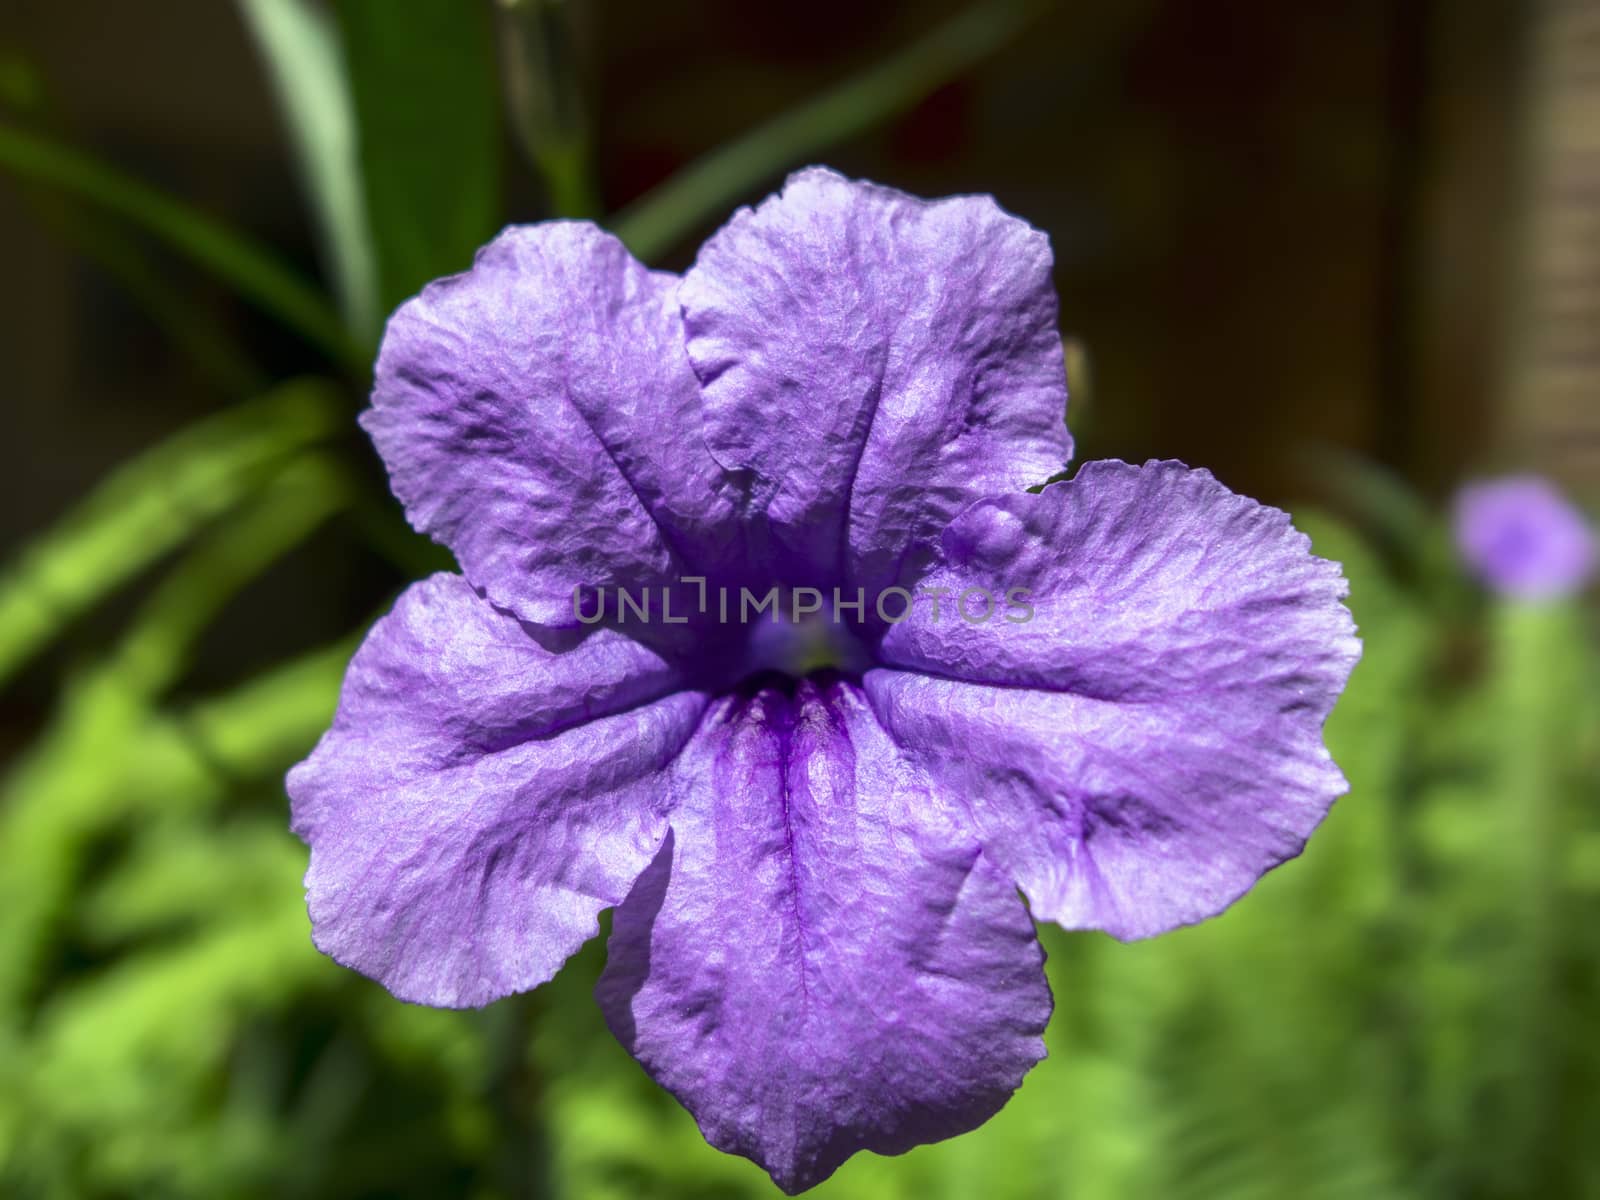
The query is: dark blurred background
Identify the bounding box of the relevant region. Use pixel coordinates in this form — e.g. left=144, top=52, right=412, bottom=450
left=6, top=0, right=1575, bottom=734
left=4, top=0, right=1573, bottom=518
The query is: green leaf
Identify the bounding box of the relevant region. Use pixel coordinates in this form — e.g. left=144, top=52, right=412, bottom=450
left=0, top=379, right=342, bottom=689
left=30, top=901, right=333, bottom=1150
left=238, top=0, right=382, bottom=343
left=0, top=121, right=364, bottom=368
left=0, top=459, right=348, bottom=1012
left=610, top=0, right=1047, bottom=263
left=335, top=0, right=503, bottom=312
left=0, top=632, right=359, bottom=1197
left=93, top=453, right=354, bottom=698
left=79, top=819, right=310, bottom=945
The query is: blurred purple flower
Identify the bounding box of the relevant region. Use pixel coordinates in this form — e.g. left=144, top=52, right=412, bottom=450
left=288, top=168, right=1360, bottom=1192
left=1454, top=475, right=1597, bottom=601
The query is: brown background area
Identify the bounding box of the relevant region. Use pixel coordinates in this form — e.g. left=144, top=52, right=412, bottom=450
left=0, top=1, right=1533, bottom=526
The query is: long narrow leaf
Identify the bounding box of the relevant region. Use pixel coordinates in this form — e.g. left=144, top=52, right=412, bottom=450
left=238, top=0, right=382, bottom=343
left=0, top=379, right=341, bottom=688
left=0, top=122, right=363, bottom=367
left=94, top=453, right=354, bottom=699
left=0, top=458, right=349, bottom=1011
left=335, top=0, right=502, bottom=311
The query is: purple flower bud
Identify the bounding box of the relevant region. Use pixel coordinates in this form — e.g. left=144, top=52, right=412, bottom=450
left=1454, top=475, right=1597, bottom=601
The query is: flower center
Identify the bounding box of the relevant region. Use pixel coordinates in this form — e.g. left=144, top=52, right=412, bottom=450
left=738, top=603, right=872, bottom=681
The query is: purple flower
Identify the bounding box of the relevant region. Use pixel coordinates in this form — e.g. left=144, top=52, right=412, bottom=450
left=288, top=168, right=1360, bottom=1192
left=1453, top=475, right=1597, bottom=601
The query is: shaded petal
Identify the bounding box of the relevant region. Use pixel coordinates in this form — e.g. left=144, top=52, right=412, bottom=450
left=363, top=223, right=743, bottom=627
left=287, top=573, right=709, bottom=1007
left=681, top=167, right=1071, bottom=592
left=597, top=674, right=1049, bottom=1194
left=871, top=460, right=1361, bottom=940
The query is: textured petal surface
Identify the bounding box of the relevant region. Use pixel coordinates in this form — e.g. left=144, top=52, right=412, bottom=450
left=287, top=574, right=710, bottom=1007
left=681, top=167, right=1071, bottom=593
left=1453, top=474, right=1597, bottom=600
left=363, top=223, right=743, bottom=626
left=597, top=673, right=1050, bottom=1193
left=871, top=460, right=1361, bottom=940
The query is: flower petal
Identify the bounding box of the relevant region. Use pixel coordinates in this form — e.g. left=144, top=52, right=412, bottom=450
left=363, top=223, right=743, bottom=626
left=681, top=167, right=1071, bottom=592
left=287, top=573, right=710, bottom=1007
left=870, top=460, right=1361, bottom=940
left=597, top=673, right=1050, bottom=1194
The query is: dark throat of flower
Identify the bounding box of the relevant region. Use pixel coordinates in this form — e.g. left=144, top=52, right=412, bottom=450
left=736, top=602, right=874, bottom=683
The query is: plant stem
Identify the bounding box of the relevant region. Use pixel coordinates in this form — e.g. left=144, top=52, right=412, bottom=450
left=495, top=0, right=601, bottom=219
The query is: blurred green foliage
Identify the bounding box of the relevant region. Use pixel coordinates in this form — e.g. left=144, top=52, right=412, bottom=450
left=2, top=490, right=1596, bottom=1200
left=1, top=2, right=1597, bottom=1197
